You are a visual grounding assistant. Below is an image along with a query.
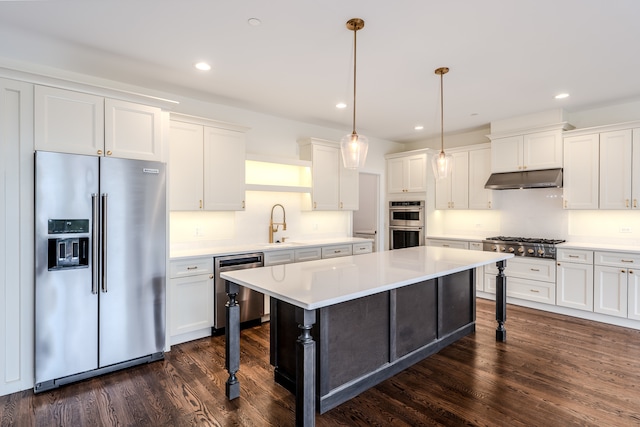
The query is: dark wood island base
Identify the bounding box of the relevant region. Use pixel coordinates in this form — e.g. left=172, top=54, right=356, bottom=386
left=270, top=269, right=477, bottom=414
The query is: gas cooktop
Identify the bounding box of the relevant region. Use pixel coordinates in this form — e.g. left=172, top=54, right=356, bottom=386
left=482, top=236, right=565, bottom=259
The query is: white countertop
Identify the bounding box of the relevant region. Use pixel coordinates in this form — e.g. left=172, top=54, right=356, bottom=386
left=559, top=241, right=640, bottom=253
left=170, top=237, right=373, bottom=260
left=221, top=246, right=513, bottom=310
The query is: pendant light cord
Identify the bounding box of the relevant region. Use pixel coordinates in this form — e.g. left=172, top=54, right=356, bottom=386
left=352, top=25, right=358, bottom=136
left=439, top=70, right=444, bottom=155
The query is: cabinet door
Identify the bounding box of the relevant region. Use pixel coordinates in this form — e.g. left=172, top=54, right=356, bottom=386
left=450, top=151, right=469, bottom=209
left=34, top=85, right=104, bottom=156
left=169, top=121, right=204, bottom=210
left=203, top=126, right=246, bottom=211
left=434, top=172, right=451, bottom=209
left=523, top=130, right=563, bottom=170
left=387, top=157, right=406, bottom=193
left=339, top=165, right=359, bottom=210
left=311, top=144, right=340, bottom=210
left=490, top=135, right=522, bottom=173
left=556, top=262, right=594, bottom=311
left=105, top=99, right=162, bottom=161
left=594, top=265, right=628, bottom=318
left=632, top=129, right=640, bottom=210
left=628, top=269, right=640, bottom=320
left=563, top=134, right=599, bottom=209
left=468, top=148, right=492, bottom=209
left=170, top=274, right=214, bottom=336
left=405, top=154, right=427, bottom=192
left=599, top=129, right=632, bottom=210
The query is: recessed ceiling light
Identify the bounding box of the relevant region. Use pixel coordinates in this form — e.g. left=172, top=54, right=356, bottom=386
left=336, top=102, right=347, bottom=109
left=194, top=62, right=211, bottom=71
left=248, top=18, right=261, bottom=26
left=414, top=125, right=424, bottom=130
left=555, top=93, right=569, bottom=99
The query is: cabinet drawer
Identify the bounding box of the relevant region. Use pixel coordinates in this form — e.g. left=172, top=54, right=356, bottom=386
left=427, top=239, right=469, bottom=249
left=352, top=242, right=373, bottom=254
left=294, top=247, right=322, bottom=262
left=485, top=274, right=556, bottom=304
left=322, top=244, right=353, bottom=258
left=595, top=251, right=640, bottom=268
left=557, top=249, right=593, bottom=264
left=485, top=257, right=555, bottom=282
left=170, top=257, right=213, bottom=278
left=469, top=242, right=483, bottom=251
left=264, top=250, right=295, bottom=266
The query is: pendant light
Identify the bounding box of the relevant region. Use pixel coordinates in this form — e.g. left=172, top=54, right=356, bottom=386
left=340, top=18, right=369, bottom=170
left=432, top=67, right=453, bottom=180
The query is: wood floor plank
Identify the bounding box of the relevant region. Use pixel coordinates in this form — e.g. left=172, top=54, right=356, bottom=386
left=2, top=298, right=640, bottom=426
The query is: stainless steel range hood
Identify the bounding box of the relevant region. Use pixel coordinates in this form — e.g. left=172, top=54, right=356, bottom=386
left=484, top=168, right=563, bottom=190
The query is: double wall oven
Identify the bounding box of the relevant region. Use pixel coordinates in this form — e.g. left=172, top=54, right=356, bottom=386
left=389, top=201, right=425, bottom=249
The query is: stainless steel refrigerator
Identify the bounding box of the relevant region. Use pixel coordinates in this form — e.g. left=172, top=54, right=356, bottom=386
left=34, top=151, right=166, bottom=392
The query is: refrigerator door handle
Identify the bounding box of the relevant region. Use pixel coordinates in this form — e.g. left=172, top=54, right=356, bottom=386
left=91, top=193, right=99, bottom=294
left=101, top=193, right=108, bottom=293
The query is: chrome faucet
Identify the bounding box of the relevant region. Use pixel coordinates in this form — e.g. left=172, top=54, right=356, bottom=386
left=269, top=204, right=287, bottom=243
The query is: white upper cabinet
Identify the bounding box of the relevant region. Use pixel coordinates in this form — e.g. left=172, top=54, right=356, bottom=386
left=490, top=129, right=563, bottom=173
left=35, top=86, right=162, bottom=161
left=169, top=121, right=204, bottom=211
left=468, top=147, right=493, bottom=209
left=599, top=129, right=633, bottom=210
left=435, top=151, right=469, bottom=209
left=35, top=86, right=104, bottom=156
left=433, top=145, right=491, bottom=210
left=563, top=133, right=600, bottom=209
left=386, top=152, right=427, bottom=194
left=203, top=126, right=246, bottom=211
left=169, top=115, right=247, bottom=211
left=298, top=138, right=358, bottom=211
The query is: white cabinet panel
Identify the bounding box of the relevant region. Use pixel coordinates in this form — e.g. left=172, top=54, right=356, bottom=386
left=169, top=258, right=214, bottom=341
left=386, top=153, right=427, bottom=193
left=35, top=86, right=162, bottom=161
left=34, top=86, right=104, bottom=156
left=556, top=261, right=594, bottom=311
left=352, top=242, right=373, bottom=254
left=491, top=135, right=523, bottom=173
left=427, top=239, right=469, bottom=249
left=563, top=133, right=599, bottom=209
left=468, top=148, right=493, bottom=209
left=321, top=244, right=352, bottom=258
left=628, top=271, right=640, bottom=321
left=264, top=250, right=295, bottom=266
left=435, top=151, right=468, bottom=209
left=294, top=247, right=322, bottom=262
left=491, top=130, right=562, bottom=173
left=599, top=130, right=633, bottom=210
left=169, top=121, right=204, bottom=211
left=594, top=265, right=628, bottom=318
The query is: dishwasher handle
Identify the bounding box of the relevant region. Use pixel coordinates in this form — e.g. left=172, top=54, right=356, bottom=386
left=216, top=253, right=264, bottom=270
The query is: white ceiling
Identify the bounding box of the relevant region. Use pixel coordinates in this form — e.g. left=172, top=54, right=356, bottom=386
left=1, top=0, right=639, bottom=143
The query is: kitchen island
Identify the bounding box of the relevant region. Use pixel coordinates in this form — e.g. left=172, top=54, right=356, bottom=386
left=221, top=246, right=513, bottom=426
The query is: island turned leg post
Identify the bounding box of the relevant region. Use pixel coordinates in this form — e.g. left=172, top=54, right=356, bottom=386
left=295, top=308, right=317, bottom=427
left=495, top=260, right=507, bottom=342
left=225, top=280, right=240, bottom=400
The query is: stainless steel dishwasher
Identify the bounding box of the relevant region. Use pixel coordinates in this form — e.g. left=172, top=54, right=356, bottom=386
left=213, top=252, right=264, bottom=332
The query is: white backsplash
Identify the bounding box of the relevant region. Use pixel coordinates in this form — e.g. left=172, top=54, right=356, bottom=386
left=170, top=190, right=351, bottom=249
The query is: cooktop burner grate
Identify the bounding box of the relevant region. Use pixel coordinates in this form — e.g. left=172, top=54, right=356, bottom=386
left=484, top=236, right=566, bottom=245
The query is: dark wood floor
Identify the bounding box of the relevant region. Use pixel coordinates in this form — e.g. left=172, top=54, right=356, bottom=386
left=2, top=298, right=640, bottom=426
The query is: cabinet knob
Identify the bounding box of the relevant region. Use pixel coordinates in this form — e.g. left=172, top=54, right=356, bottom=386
left=626, top=199, right=630, bottom=208
left=564, top=200, right=568, bottom=208
left=634, top=199, right=638, bottom=208
left=340, top=202, right=343, bottom=209
left=97, top=149, right=103, bottom=155
left=106, top=150, right=112, bottom=156
left=199, top=200, right=203, bottom=209
left=313, top=201, right=317, bottom=209
left=242, top=200, right=245, bottom=209
left=209, top=274, right=214, bottom=279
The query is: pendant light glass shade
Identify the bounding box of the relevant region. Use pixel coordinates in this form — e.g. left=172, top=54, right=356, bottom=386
left=432, top=150, right=453, bottom=180
left=341, top=18, right=368, bottom=170
left=431, top=66, right=452, bottom=180
left=341, top=132, right=369, bottom=169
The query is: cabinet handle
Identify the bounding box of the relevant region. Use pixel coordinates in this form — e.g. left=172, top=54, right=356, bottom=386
left=442, top=244, right=450, bottom=247
left=630, top=270, right=634, bottom=275
left=209, top=274, right=214, bottom=279
left=340, top=202, right=343, bottom=209
left=488, top=201, right=491, bottom=208
left=626, top=199, right=630, bottom=208
left=621, top=269, right=626, bottom=273
left=529, top=289, right=540, bottom=293
left=621, top=259, right=634, bottom=263
left=634, top=199, right=638, bottom=208
left=187, top=266, right=198, bottom=270
left=564, top=200, right=568, bottom=208
left=568, top=255, right=579, bottom=258
left=242, top=200, right=245, bottom=209
left=530, top=268, right=540, bottom=271
left=314, top=201, right=317, bottom=209
left=557, top=263, right=561, bottom=266
left=97, top=149, right=103, bottom=155
left=106, top=150, right=112, bottom=156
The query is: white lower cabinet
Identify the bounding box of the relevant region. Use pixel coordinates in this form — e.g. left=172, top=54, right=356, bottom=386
left=628, top=273, right=640, bottom=321
left=594, top=251, right=640, bottom=318
left=322, top=244, right=353, bottom=259
left=485, top=257, right=556, bottom=304
left=427, top=239, right=469, bottom=249
left=169, top=258, right=214, bottom=343
left=352, top=241, right=373, bottom=254
left=556, top=249, right=594, bottom=311
left=294, top=247, right=322, bottom=262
